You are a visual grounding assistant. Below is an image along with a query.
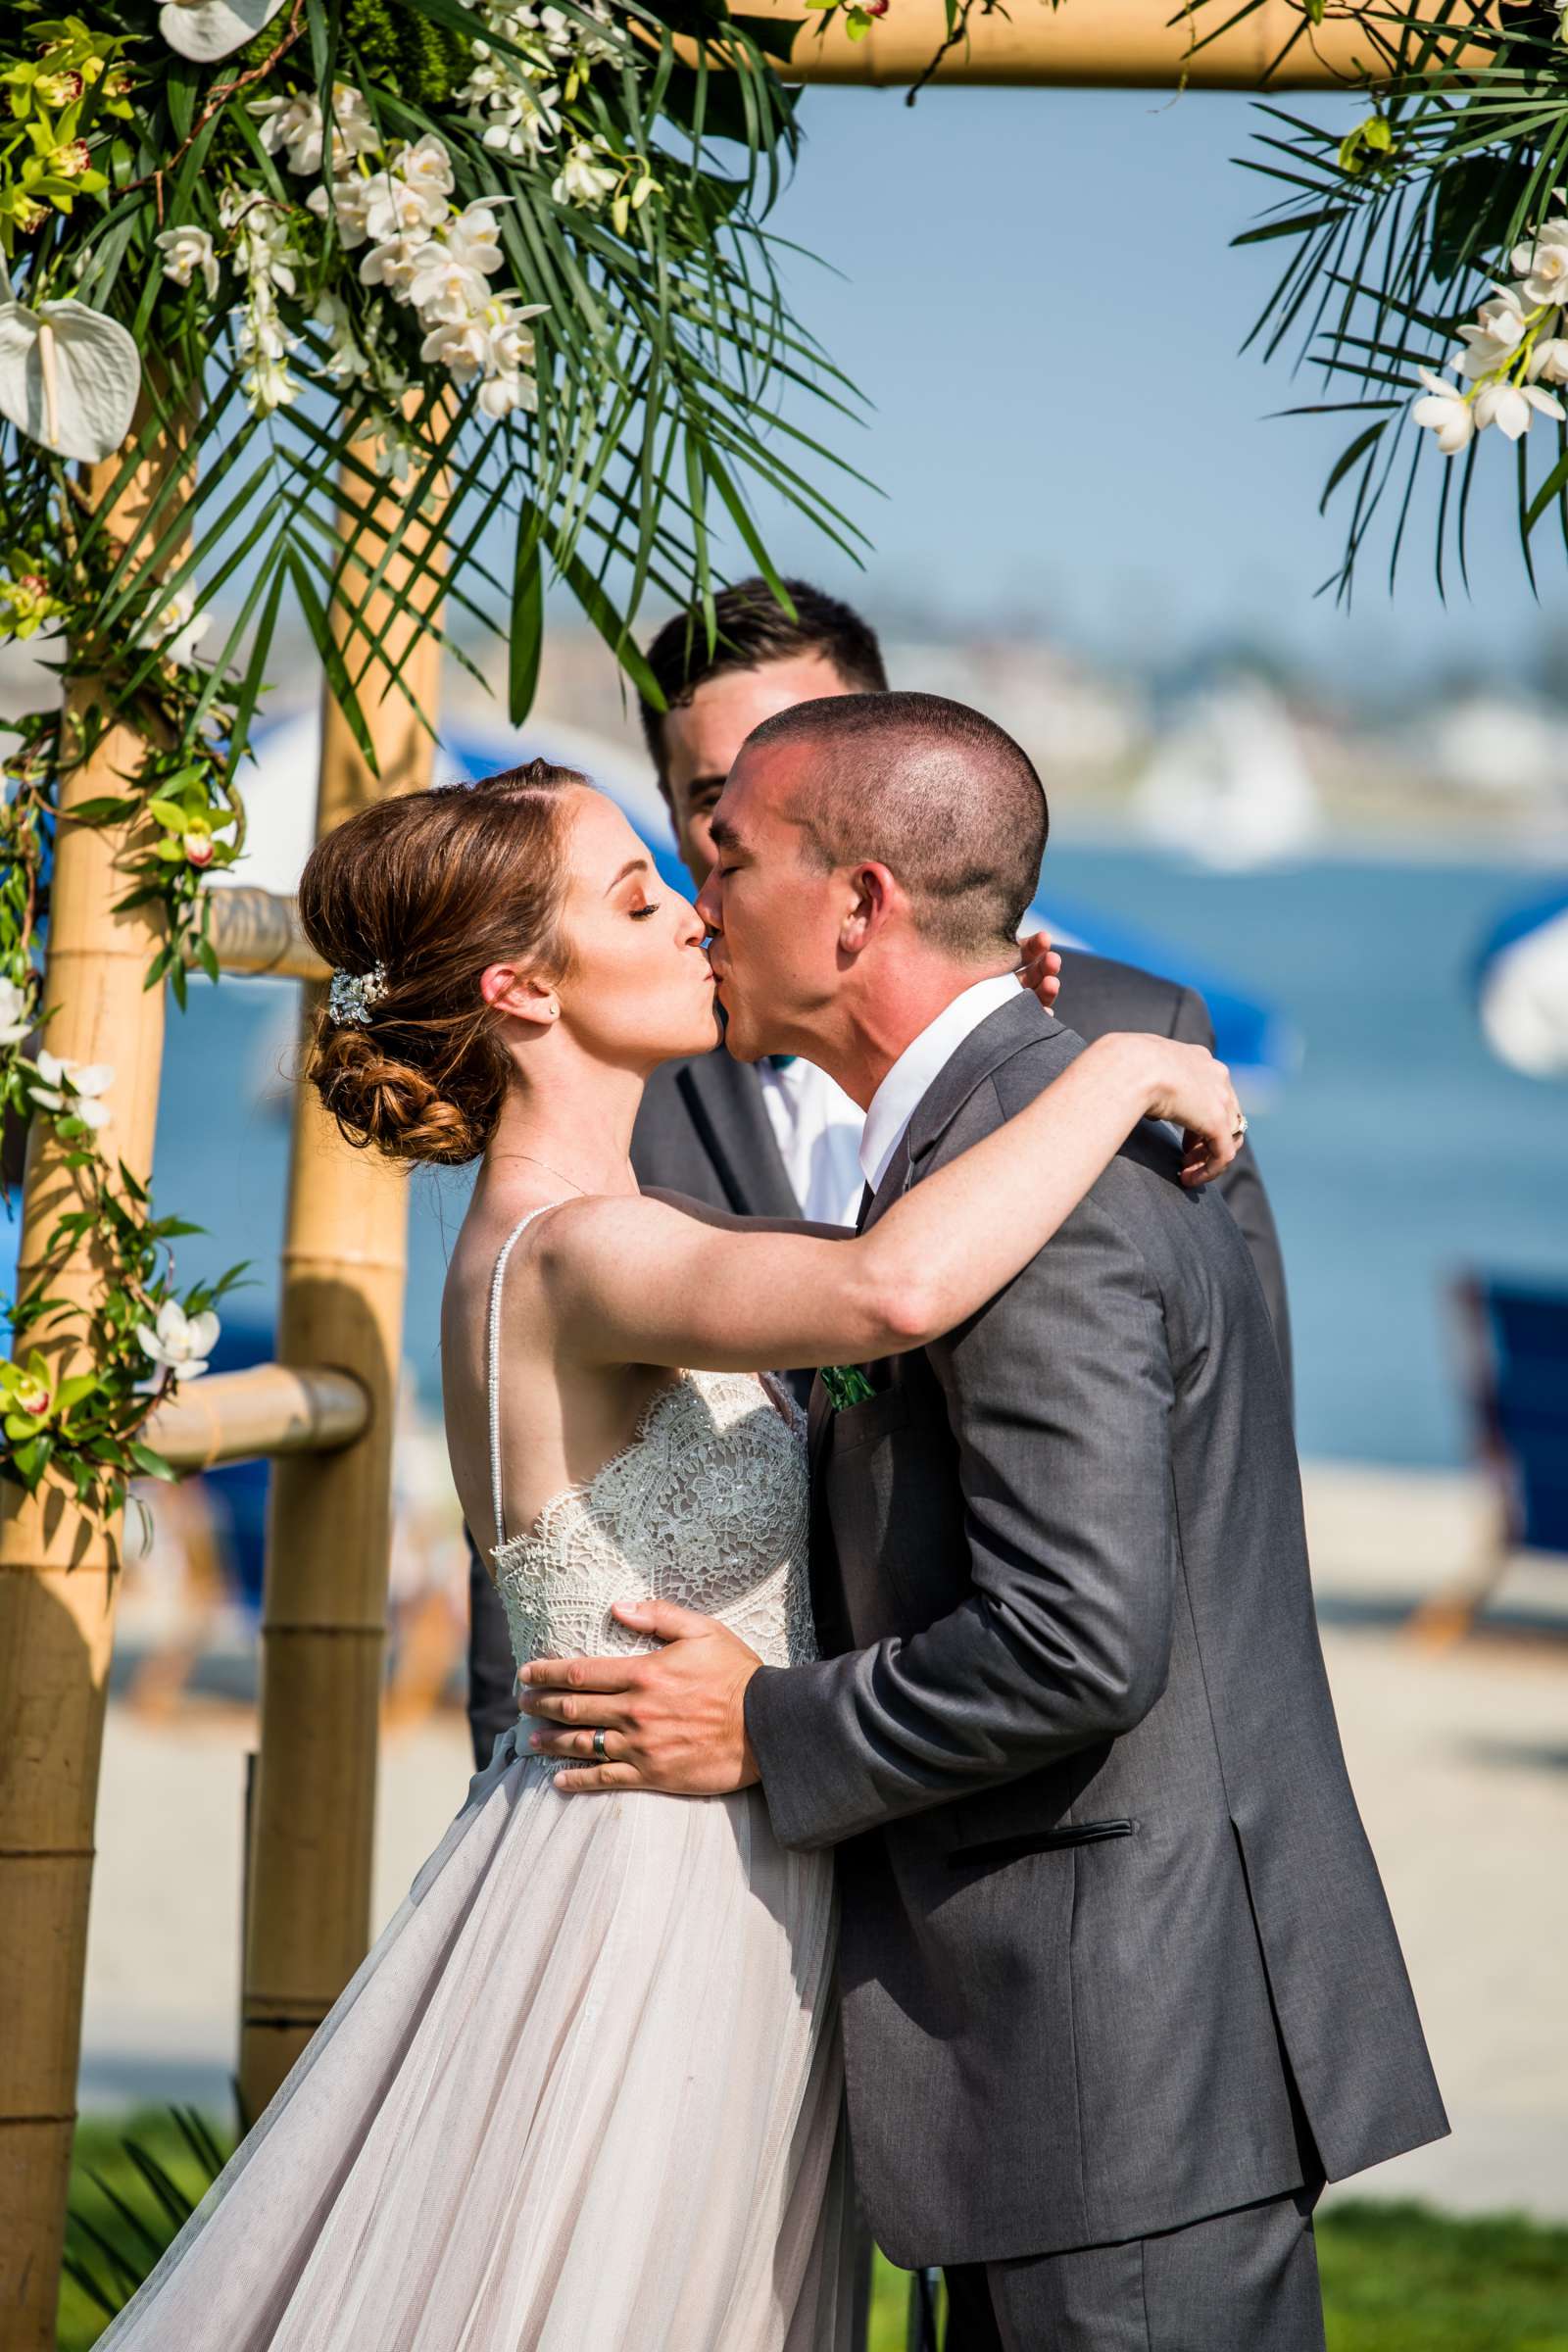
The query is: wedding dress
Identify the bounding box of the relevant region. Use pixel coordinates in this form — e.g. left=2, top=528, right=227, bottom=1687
left=97, top=1204, right=854, bottom=2351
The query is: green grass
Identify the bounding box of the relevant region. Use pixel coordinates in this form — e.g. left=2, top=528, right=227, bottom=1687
left=58, top=2116, right=1568, bottom=2352
left=868, top=2206, right=1568, bottom=2352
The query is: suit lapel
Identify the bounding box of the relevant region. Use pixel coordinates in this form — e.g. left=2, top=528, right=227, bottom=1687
left=677, top=1048, right=801, bottom=1220
left=904, top=994, right=1067, bottom=1177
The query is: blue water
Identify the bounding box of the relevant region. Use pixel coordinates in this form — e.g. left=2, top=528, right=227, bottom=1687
left=15, top=847, right=1559, bottom=1471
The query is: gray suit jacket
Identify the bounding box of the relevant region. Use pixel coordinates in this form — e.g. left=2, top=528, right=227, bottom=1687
left=744, top=994, right=1446, bottom=2270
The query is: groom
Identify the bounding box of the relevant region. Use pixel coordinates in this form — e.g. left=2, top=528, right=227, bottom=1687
left=519, top=692, right=1447, bottom=2348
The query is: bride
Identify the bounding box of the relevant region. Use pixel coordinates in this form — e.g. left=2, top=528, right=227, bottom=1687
left=99, top=759, right=1242, bottom=2352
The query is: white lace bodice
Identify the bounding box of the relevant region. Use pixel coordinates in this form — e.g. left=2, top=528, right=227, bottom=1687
left=485, top=1207, right=817, bottom=1678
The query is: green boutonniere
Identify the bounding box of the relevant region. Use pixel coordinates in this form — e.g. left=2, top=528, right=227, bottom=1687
left=819, top=1364, right=875, bottom=1411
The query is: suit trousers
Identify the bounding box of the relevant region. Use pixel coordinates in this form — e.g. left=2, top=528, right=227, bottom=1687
left=943, top=2185, right=1326, bottom=2352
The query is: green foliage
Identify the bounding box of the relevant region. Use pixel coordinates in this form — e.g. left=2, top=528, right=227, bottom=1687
left=1205, top=0, right=1568, bottom=596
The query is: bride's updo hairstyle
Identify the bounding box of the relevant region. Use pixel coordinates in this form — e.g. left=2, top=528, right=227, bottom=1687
left=298, top=760, right=589, bottom=1166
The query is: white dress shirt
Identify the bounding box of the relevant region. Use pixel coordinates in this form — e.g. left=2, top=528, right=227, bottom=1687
left=756, top=1054, right=867, bottom=1228
left=858, top=973, right=1023, bottom=1198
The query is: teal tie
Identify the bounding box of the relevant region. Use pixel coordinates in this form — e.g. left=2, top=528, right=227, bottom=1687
left=768, top=1054, right=797, bottom=1070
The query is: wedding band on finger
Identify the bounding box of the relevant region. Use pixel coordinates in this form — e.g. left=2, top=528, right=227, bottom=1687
left=591, top=1727, right=609, bottom=1762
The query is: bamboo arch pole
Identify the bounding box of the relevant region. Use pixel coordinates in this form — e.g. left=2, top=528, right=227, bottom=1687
left=0, top=396, right=189, bottom=2352
left=737, top=0, right=1494, bottom=85
left=238, top=417, right=447, bottom=2116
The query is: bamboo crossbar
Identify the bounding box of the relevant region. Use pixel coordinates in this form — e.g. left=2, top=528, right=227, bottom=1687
left=737, top=0, right=1494, bottom=87
left=141, top=1363, right=369, bottom=1471
left=200, top=887, right=328, bottom=982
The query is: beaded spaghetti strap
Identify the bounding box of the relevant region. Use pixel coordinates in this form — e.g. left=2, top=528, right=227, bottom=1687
left=486, top=1202, right=571, bottom=1552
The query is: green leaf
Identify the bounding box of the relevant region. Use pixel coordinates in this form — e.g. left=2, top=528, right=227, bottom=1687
left=128, top=1443, right=178, bottom=1484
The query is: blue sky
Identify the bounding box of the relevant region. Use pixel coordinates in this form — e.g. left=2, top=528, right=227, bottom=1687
left=691, top=82, right=1554, bottom=691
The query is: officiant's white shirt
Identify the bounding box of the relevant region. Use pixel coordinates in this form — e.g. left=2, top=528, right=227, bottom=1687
left=757, top=1055, right=865, bottom=1227
left=858, top=972, right=1022, bottom=1198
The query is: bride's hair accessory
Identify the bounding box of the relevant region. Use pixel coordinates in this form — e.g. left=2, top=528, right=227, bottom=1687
left=327, top=961, right=389, bottom=1027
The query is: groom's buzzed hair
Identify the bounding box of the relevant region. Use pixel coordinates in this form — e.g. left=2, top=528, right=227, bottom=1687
left=747, top=691, right=1048, bottom=958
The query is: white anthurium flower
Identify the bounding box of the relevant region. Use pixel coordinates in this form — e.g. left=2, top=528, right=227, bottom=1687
left=1528, top=335, right=1568, bottom=385
left=159, top=0, right=286, bottom=61
left=1512, top=220, right=1568, bottom=308
left=0, top=299, right=140, bottom=464
left=0, top=976, right=31, bottom=1046
left=136, top=1298, right=221, bottom=1381
left=553, top=138, right=618, bottom=210
left=1411, top=368, right=1476, bottom=456
left=156, top=224, right=220, bottom=300
left=360, top=236, right=425, bottom=303
left=30, top=1051, right=114, bottom=1128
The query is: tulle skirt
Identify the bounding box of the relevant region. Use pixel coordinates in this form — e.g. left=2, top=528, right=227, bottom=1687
left=96, top=1728, right=855, bottom=2351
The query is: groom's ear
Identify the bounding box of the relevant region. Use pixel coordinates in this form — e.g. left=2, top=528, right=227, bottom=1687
left=839, top=860, right=899, bottom=957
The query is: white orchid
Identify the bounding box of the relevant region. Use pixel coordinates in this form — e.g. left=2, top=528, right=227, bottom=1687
left=29, top=1050, right=114, bottom=1130
left=1473, top=377, right=1564, bottom=439
left=1528, top=335, right=1568, bottom=385
left=145, top=585, right=211, bottom=668
left=477, top=368, right=537, bottom=418
left=156, top=224, right=220, bottom=301
left=313, top=291, right=372, bottom=383
left=363, top=168, right=450, bottom=245
left=417, top=318, right=492, bottom=377
left=1457, top=286, right=1530, bottom=379
left=329, top=85, right=381, bottom=168
left=310, top=174, right=375, bottom=251
left=445, top=203, right=508, bottom=278
left=480, top=80, right=563, bottom=161
left=253, top=91, right=325, bottom=173
left=553, top=138, right=618, bottom=211
left=0, top=299, right=141, bottom=464
left=159, top=0, right=285, bottom=63
left=136, top=1298, right=220, bottom=1382
left=0, top=976, right=32, bottom=1047
left=396, top=134, right=457, bottom=211
left=408, top=247, right=493, bottom=327
left=360, top=236, right=426, bottom=303
left=1511, top=220, right=1568, bottom=308
left=1411, top=368, right=1476, bottom=456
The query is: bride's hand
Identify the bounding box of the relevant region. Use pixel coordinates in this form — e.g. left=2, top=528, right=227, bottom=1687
left=1015, top=927, right=1061, bottom=1012
left=1131, top=1036, right=1246, bottom=1187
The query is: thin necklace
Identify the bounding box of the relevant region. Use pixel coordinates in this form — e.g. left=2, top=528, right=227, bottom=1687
left=491, top=1151, right=593, bottom=1197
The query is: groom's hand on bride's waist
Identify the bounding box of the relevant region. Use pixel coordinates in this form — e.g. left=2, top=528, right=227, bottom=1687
left=515, top=1600, right=762, bottom=1796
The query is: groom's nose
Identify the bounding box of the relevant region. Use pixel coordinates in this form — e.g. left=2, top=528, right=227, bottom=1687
left=694, top=868, right=722, bottom=933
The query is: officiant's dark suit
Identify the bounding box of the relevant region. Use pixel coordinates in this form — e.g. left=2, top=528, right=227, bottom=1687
left=465, top=950, right=1295, bottom=1767
left=744, top=989, right=1446, bottom=2347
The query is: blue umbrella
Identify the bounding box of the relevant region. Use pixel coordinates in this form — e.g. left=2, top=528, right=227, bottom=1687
left=1474, top=886, right=1568, bottom=1078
